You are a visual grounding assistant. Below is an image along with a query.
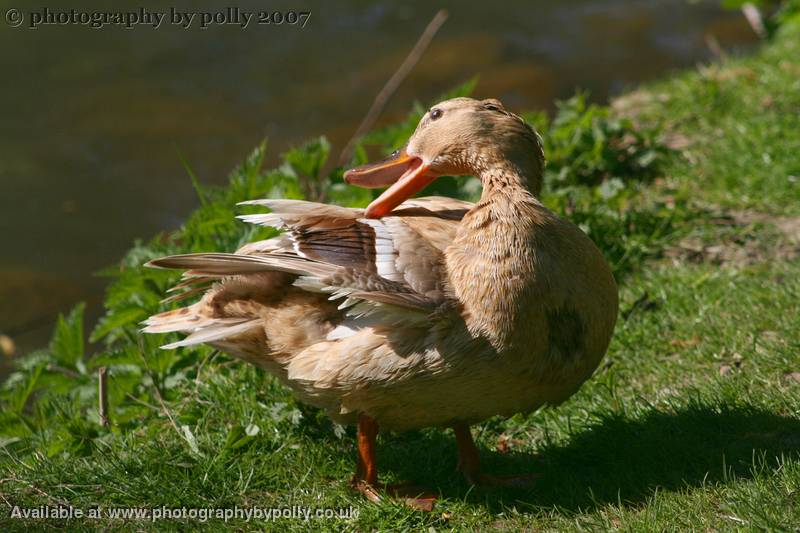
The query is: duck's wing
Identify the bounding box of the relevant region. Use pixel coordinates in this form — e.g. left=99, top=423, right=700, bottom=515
left=148, top=197, right=470, bottom=325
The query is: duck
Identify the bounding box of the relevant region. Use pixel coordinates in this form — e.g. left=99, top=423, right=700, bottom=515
left=143, top=97, right=618, bottom=506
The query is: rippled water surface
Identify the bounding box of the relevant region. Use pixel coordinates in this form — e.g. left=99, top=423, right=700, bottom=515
left=0, top=0, right=757, bottom=356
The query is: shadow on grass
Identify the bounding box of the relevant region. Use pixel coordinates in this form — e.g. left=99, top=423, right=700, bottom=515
left=376, top=403, right=800, bottom=512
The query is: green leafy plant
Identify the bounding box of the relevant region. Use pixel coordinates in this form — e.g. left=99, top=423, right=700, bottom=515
left=527, top=91, right=666, bottom=189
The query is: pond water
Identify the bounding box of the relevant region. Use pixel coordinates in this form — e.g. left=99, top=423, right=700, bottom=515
left=0, top=0, right=757, bottom=358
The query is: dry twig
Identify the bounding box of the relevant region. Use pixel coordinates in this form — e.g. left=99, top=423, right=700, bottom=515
left=741, top=3, right=767, bottom=39
left=98, top=367, right=109, bottom=428
left=336, top=9, right=448, bottom=167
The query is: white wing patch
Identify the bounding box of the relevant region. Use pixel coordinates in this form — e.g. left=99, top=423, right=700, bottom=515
left=326, top=324, right=357, bottom=340
left=360, top=218, right=404, bottom=283
left=236, top=213, right=285, bottom=228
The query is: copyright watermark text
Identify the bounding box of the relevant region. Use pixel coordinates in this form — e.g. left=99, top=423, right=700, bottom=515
left=4, top=7, right=311, bottom=30
left=9, top=504, right=357, bottom=523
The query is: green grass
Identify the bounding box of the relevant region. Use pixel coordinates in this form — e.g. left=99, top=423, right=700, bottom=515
left=2, top=20, right=800, bottom=533
left=615, top=20, right=800, bottom=214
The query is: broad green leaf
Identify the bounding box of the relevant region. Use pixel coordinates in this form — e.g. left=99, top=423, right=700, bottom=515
left=181, top=424, right=204, bottom=457
left=5, top=365, right=44, bottom=413
left=49, top=303, right=86, bottom=369
left=90, top=306, right=148, bottom=343
left=283, top=136, right=330, bottom=179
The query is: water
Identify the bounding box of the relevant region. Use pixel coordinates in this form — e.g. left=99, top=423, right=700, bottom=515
left=0, top=0, right=756, bottom=358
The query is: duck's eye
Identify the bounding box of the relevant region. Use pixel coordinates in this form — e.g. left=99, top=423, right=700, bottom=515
left=429, top=108, right=443, bottom=120
left=483, top=103, right=501, bottom=112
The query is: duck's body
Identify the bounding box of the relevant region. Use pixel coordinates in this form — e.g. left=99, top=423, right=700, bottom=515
left=144, top=97, right=618, bottom=499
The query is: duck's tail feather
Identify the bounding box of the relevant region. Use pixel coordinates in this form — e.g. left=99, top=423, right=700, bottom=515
left=141, top=304, right=235, bottom=334
left=159, top=319, right=261, bottom=350
left=145, top=252, right=335, bottom=278
left=141, top=299, right=263, bottom=349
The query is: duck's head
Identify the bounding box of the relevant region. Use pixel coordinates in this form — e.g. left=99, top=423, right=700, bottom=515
left=344, top=97, right=544, bottom=218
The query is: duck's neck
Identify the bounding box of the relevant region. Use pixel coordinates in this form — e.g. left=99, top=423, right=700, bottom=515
left=478, top=157, right=542, bottom=200
left=446, top=161, right=544, bottom=349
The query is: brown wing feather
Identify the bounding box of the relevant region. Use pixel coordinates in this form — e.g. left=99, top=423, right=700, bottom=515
left=143, top=196, right=473, bottom=350
left=149, top=197, right=473, bottom=326
left=293, top=218, right=376, bottom=270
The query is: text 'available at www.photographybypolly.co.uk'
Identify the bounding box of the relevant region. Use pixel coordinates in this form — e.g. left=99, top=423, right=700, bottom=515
left=4, top=7, right=311, bottom=30
left=8, top=504, right=359, bottom=523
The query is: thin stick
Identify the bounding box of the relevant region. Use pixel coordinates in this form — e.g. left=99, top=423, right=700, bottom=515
left=336, top=9, right=448, bottom=167
left=98, top=366, right=109, bottom=427
left=124, top=392, right=161, bottom=412
left=46, top=363, right=82, bottom=380
left=151, top=381, right=181, bottom=437
left=704, top=34, right=728, bottom=61
left=136, top=344, right=182, bottom=439
left=1, top=473, right=71, bottom=507
left=741, top=3, right=766, bottom=39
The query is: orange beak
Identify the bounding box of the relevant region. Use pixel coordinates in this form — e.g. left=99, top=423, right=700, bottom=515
left=344, top=148, right=436, bottom=218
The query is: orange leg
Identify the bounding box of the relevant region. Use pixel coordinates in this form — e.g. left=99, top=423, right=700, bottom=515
left=453, top=424, right=541, bottom=487
left=354, top=413, right=379, bottom=489
left=351, top=413, right=437, bottom=511
left=453, top=423, right=482, bottom=485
